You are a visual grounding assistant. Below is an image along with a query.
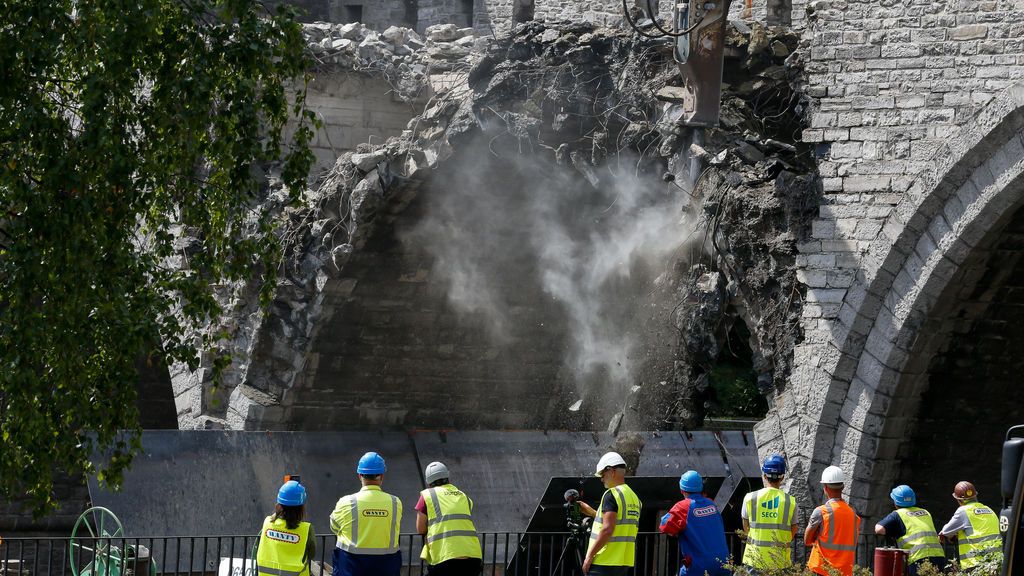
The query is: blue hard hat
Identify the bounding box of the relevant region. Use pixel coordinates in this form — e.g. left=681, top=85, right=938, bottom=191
left=890, top=484, right=916, bottom=507
left=357, top=451, right=387, bottom=475
left=679, top=470, right=703, bottom=493
left=277, top=480, right=307, bottom=506
left=762, top=454, right=786, bottom=477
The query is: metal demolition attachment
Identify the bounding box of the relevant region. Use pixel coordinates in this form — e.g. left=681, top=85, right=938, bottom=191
left=622, top=0, right=733, bottom=126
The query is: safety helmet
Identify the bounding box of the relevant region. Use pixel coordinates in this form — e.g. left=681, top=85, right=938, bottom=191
left=761, top=454, right=786, bottom=478
left=357, top=451, right=387, bottom=475
left=953, top=481, right=978, bottom=500
left=679, top=470, right=703, bottom=493
left=820, top=465, right=845, bottom=485
left=277, top=480, right=307, bottom=506
left=424, top=461, right=450, bottom=485
left=890, top=485, right=916, bottom=507
left=594, top=452, right=627, bottom=476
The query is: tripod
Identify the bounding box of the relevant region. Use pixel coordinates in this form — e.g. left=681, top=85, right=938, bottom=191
left=550, top=518, right=591, bottom=576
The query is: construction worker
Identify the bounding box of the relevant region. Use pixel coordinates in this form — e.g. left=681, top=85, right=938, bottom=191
left=256, top=479, right=316, bottom=576
left=939, top=481, right=1004, bottom=571
left=659, top=470, right=730, bottom=576
left=415, top=461, right=482, bottom=576
left=740, top=454, right=798, bottom=573
left=805, top=465, right=861, bottom=576
left=874, top=484, right=947, bottom=574
left=329, top=452, right=403, bottom=576
left=579, top=451, right=642, bottom=576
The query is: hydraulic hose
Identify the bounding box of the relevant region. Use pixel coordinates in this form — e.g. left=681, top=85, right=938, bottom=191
left=643, top=0, right=706, bottom=38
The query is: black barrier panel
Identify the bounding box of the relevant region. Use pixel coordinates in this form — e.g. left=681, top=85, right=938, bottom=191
left=0, top=533, right=961, bottom=576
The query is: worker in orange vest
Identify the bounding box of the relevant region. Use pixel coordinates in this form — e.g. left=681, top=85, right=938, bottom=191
left=804, top=466, right=862, bottom=576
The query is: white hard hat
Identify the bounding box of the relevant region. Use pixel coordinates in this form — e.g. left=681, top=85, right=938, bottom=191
left=424, top=461, right=450, bottom=485
left=820, top=465, right=845, bottom=484
left=594, top=452, right=627, bottom=476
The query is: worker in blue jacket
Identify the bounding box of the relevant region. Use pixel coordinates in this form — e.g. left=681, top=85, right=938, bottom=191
left=659, top=470, right=731, bottom=576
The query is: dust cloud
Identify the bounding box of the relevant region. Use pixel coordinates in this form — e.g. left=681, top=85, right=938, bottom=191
left=403, top=137, right=690, bottom=423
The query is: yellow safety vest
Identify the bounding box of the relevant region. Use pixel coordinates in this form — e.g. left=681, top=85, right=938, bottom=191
left=742, top=487, right=796, bottom=569
left=956, top=502, right=1003, bottom=569
left=587, top=483, right=642, bottom=567
left=895, top=507, right=944, bottom=564
left=256, top=517, right=311, bottom=576
left=330, top=485, right=402, bottom=555
left=420, top=484, right=482, bottom=564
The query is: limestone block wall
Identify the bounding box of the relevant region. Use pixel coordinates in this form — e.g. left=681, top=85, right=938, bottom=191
left=756, top=0, right=1024, bottom=516
left=305, top=71, right=425, bottom=174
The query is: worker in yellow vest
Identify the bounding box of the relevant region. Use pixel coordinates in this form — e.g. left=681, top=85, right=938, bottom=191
left=874, top=484, right=947, bottom=574
left=939, top=481, right=1004, bottom=572
left=579, top=452, right=642, bottom=576
left=329, top=452, right=403, bottom=576
left=740, top=454, right=798, bottom=573
left=804, top=466, right=861, bottom=576
left=256, top=479, right=316, bottom=576
left=416, top=461, right=482, bottom=576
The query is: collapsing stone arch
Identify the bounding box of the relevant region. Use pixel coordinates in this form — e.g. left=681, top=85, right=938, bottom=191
left=758, top=82, right=1024, bottom=514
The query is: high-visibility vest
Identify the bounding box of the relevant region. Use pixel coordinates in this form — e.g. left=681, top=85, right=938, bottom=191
left=330, top=485, right=402, bottom=555
left=741, top=487, right=796, bottom=569
left=420, top=484, right=482, bottom=564
left=256, top=517, right=311, bottom=576
left=587, top=483, right=642, bottom=567
left=956, top=502, right=1003, bottom=569
left=894, top=507, right=944, bottom=564
left=807, top=499, right=861, bottom=576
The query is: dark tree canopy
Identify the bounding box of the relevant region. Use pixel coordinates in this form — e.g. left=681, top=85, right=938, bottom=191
left=0, top=0, right=316, bottom=513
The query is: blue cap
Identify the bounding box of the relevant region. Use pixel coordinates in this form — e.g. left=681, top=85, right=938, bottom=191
left=357, top=452, right=387, bottom=475
left=679, top=470, right=703, bottom=493
left=890, top=485, right=916, bottom=507
left=277, top=480, right=307, bottom=506
left=762, top=454, right=786, bottom=477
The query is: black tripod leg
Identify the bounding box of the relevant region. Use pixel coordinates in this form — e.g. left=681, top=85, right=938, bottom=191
left=550, top=534, right=586, bottom=576
left=572, top=542, right=585, bottom=574
left=551, top=537, right=575, bottom=575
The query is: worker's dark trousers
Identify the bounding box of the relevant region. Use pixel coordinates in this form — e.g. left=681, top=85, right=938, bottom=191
left=331, top=548, right=401, bottom=576
left=586, top=566, right=630, bottom=576
left=425, top=558, right=482, bottom=576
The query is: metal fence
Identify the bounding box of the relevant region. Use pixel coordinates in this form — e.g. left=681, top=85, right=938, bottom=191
left=0, top=532, right=955, bottom=576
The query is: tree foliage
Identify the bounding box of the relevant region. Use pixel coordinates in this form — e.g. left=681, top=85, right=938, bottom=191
left=0, top=0, right=316, bottom=513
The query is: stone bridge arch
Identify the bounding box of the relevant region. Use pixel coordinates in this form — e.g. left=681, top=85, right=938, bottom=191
left=758, top=82, right=1024, bottom=518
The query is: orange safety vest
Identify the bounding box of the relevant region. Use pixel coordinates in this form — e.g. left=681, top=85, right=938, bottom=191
left=807, top=499, right=861, bottom=576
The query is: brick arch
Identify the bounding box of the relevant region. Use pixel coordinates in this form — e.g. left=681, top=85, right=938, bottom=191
left=756, top=82, right=1024, bottom=510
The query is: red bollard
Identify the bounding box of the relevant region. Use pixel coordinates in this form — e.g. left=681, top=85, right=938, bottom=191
left=874, top=547, right=907, bottom=576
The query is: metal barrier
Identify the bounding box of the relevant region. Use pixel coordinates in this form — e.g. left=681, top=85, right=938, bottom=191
left=0, top=532, right=956, bottom=576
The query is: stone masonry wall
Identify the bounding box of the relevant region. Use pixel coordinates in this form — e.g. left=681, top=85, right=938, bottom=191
left=756, top=0, right=1024, bottom=515
left=901, top=205, right=1024, bottom=522
left=304, top=72, right=425, bottom=174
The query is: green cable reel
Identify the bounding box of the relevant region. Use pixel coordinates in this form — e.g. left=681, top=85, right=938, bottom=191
left=69, top=507, right=157, bottom=576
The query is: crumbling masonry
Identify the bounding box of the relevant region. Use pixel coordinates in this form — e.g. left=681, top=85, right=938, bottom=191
left=167, top=0, right=1024, bottom=526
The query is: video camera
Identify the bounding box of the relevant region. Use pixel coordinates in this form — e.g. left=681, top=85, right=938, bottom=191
left=563, top=489, right=591, bottom=534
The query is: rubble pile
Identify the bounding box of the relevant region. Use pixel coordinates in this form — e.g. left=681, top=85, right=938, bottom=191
left=668, top=20, right=818, bottom=425
left=198, top=19, right=818, bottom=431
left=302, top=21, right=488, bottom=99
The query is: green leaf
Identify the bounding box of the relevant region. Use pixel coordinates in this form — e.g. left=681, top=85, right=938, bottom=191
left=0, top=0, right=313, bottom=516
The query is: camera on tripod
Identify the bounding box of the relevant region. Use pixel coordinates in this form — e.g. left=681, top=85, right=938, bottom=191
left=563, top=489, right=591, bottom=534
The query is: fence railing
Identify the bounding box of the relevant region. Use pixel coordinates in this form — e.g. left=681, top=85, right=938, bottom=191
left=0, top=532, right=957, bottom=576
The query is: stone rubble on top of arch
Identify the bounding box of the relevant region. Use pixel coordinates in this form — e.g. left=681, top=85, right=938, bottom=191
left=174, top=16, right=816, bottom=436
left=171, top=0, right=1024, bottom=520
